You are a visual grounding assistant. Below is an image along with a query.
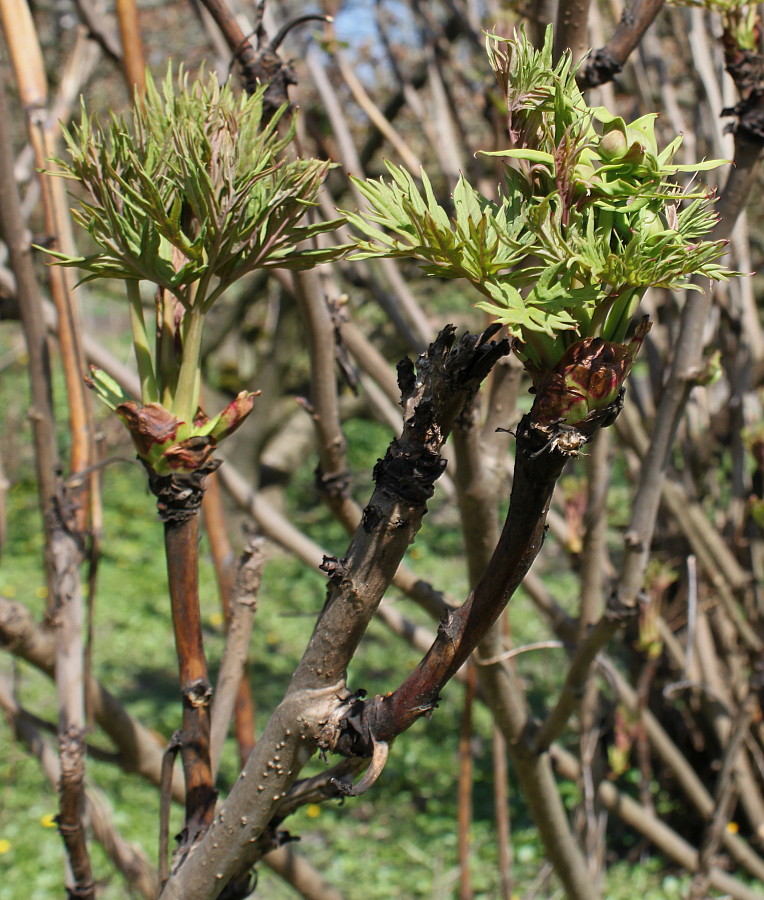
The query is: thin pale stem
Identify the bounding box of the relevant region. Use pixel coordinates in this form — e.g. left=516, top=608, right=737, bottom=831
left=173, top=305, right=205, bottom=423
left=157, top=288, right=178, bottom=408
left=126, top=280, right=158, bottom=402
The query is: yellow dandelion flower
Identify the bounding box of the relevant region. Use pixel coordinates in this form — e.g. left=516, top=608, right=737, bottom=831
left=40, top=813, right=57, bottom=828
left=306, top=804, right=321, bottom=819
left=35, top=586, right=48, bottom=600
left=209, top=611, right=225, bottom=628
left=0, top=839, right=11, bottom=854
left=726, top=821, right=739, bottom=834
left=4, top=585, right=16, bottom=598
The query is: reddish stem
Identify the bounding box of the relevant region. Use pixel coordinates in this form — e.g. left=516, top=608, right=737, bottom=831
left=164, top=511, right=216, bottom=843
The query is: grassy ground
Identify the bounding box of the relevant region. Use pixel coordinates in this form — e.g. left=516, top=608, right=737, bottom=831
left=0, top=337, right=717, bottom=900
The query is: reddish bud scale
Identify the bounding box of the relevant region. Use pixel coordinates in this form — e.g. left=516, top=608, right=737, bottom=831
left=115, top=391, right=257, bottom=475
left=531, top=317, right=651, bottom=427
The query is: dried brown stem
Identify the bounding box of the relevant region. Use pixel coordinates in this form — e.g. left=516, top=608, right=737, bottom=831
left=0, top=677, right=157, bottom=899
left=304, top=45, right=433, bottom=350
left=263, top=845, right=349, bottom=900
left=458, top=663, right=476, bottom=900
left=197, top=0, right=322, bottom=114
left=0, top=70, right=94, bottom=898
left=551, top=744, right=763, bottom=900
left=116, top=0, right=146, bottom=94
left=526, top=611, right=764, bottom=883
left=578, top=429, right=612, bottom=634
left=493, top=725, right=513, bottom=900
left=292, top=268, right=357, bottom=527
left=210, top=536, right=265, bottom=777
left=3, top=0, right=95, bottom=528
left=689, top=694, right=755, bottom=899
left=578, top=0, right=666, bottom=88
left=203, top=473, right=257, bottom=768
left=328, top=27, right=422, bottom=172
left=0, top=596, right=185, bottom=799
left=71, top=0, right=123, bottom=63
left=159, top=733, right=183, bottom=887
left=616, top=131, right=763, bottom=628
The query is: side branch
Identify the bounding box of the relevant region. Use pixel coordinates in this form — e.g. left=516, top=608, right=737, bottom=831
left=577, top=0, right=666, bottom=88
left=347, top=411, right=573, bottom=750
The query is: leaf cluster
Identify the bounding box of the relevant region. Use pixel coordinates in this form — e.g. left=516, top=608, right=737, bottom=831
left=50, top=69, right=345, bottom=310
left=346, top=27, right=735, bottom=370
left=48, top=68, right=347, bottom=436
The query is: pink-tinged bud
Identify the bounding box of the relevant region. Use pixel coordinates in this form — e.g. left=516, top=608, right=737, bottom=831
left=208, top=391, right=258, bottom=442
left=532, top=317, right=651, bottom=428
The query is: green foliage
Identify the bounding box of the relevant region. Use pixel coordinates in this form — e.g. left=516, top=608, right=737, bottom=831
left=346, top=27, right=734, bottom=371
left=51, top=70, right=343, bottom=300
left=47, top=68, right=346, bottom=461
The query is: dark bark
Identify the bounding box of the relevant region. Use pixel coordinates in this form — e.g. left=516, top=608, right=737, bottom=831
left=577, top=0, right=666, bottom=88
left=340, top=409, right=573, bottom=751
left=295, top=325, right=509, bottom=690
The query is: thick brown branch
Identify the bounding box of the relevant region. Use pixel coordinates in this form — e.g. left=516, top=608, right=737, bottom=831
left=577, top=0, right=666, bottom=89
left=294, top=325, right=509, bottom=691
left=354, top=410, right=571, bottom=747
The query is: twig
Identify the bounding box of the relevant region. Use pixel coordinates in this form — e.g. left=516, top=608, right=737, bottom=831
left=689, top=694, right=755, bottom=899
left=210, top=536, right=265, bottom=777
left=159, top=733, right=183, bottom=887
left=327, top=29, right=422, bottom=173
left=551, top=743, right=764, bottom=900
left=71, top=0, right=123, bottom=63
left=0, top=676, right=158, bottom=899
left=695, top=610, right=764, bottom=837
left=578, top=0, right=667, bottom=88
left=292, top=268, right=357, bottom=528
left=615, top=126, right=764, bottom=618
left=115, top=0, right=146, bottom=94
left=578, top=429, right=612, bottom=637
left=0, top=68, right=94, bottom=899
left=203, top=472, right=257, bottom=768
left=263, top=845, right=349, bottom=900
left=596, top=654, right=764, bottom=882
left=492, top=723, right=512, bottom=900
left=474, top=640, right=565, bottom=666
left=0, top=595, right=185, bottom=800
left=458, top=663, right=476, bottom=900
left=304, top=44, right=433, bottom=350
